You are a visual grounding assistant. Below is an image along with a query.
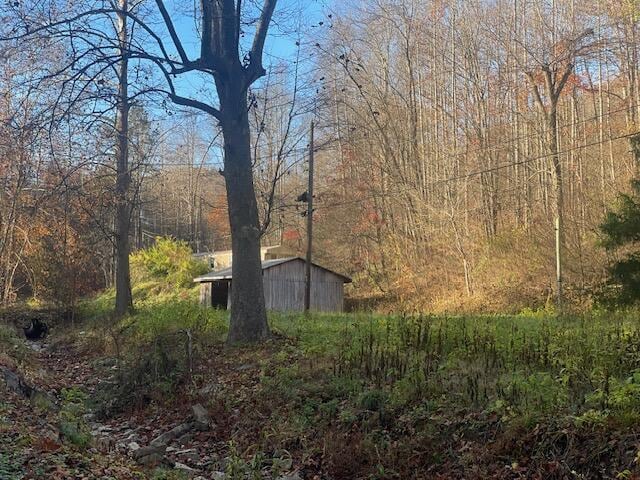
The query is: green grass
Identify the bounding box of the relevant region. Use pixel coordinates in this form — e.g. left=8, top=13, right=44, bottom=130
left=72, top=240, right=640, bottom=476
left=75, top=273, right=640, bottom=477
left=83, top=278, right=640, bottom=426
left=268, top=310, right=640, bottom=422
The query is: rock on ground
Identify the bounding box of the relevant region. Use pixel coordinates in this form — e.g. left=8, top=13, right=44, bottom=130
left=192, top=403, right=210, bottom=431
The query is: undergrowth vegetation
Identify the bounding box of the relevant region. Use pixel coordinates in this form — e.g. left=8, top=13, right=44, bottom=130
left=67, top=239, right=640, bottom=477
left=0, top=323, right=29, bottom=367
left=86, top=299, right=228, bottom=415
left=272, top=311, right=640, bottom=423
left=58, top=387, right=92, bottom=447
left=77, top=239, right=227, bottom=414
left=242, top=311, right=640, bottom=477
left=82, top=296, right=640, bottom=475
left=130, top=237, right=210, bottom=289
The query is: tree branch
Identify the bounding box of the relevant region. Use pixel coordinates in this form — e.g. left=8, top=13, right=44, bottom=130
left=247, top=0, right=278, bottom=83
left=525, top=71, right=547, bottom=115
left=168, top=94, right=221, bottom=119
left=556, top=63, right=574, bottom=98
left=154, top=0, right=190, bottom=64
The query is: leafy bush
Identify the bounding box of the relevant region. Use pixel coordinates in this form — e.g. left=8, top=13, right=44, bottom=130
left=0, top=324, right=29, bottom=365
left=0, top=324, right=20, bottom=345
left=126, top=300, right=227, bottom=340
left=131, top=237, right=209, bottom=288
left=586, top=370, right=640, bottom=414
left=94, top=301, right=227, bottom=415
left=359, top=389, right=388, bottom=412
left=58, top=388, right=91, bottom=448
left=599, top=138, right=640, bottom=306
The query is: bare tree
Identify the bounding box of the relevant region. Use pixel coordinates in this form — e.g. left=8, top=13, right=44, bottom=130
left=114, top=0, right=132, bottom=316
left=507, top=6, right=595, bottom=307
left=150, top=0, right=278, bottom=343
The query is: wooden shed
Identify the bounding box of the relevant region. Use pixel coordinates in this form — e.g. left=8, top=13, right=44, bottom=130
left=194, top=257, right=351, bottom=312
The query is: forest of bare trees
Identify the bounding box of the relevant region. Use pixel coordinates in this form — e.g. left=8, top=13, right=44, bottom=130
left=0, top=0, right=639, bottom=315
left=307, top=0, right=640, bottom=312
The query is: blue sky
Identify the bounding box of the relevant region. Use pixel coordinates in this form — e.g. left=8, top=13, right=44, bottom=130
left=150, top=1, right=330, bottom=164
left=160, top=0, right=329, bottom=112
left=170, top=0, right=328, bottom=67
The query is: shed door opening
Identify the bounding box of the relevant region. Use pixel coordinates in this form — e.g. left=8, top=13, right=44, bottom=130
left=211, top=281, right=229, bottom=309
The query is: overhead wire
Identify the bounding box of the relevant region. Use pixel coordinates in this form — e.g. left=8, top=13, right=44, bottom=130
left=312, top=128, right=640, bottom=212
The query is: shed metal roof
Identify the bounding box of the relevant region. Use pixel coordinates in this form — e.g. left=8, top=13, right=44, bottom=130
left=194, top=257, right=351, bottom=283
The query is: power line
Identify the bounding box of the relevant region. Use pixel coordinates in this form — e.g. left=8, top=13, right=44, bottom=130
left=313, top=129, right=640, bottom=212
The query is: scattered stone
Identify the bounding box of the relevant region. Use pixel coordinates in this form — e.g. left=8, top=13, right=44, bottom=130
left=41, top=428, right=61, bottom=446
left=211, top=472, right=225, bottom=480
left=176, top=448, right=200, bottom=463
left=192, top=404, right=210, bottom=431
left=135, top=452, right=165, bottom=467
left=176, top=448, right=194, bottom=454
left=277, top=474, right=302, bottom=480
left=234, top=363, right=254, bottom=372
left=82, top=413, right=96, bottom=422
left=174, top=461, right=197, bottom=476
left=133, top=443, right=166, bottom=461
left=127, top=441, right=141, bottom=452
left=93, top=435, right=115, bottom=453
left=198, top=382, right=219, bottom=396
left=27, top=342, right=44, bottom=352
left=124, top=432, right=140, bottom=443
left=150, top=422, right=194, bottom=447
left=1, top=366, right=33, bottom=398
left=177, top=432, right=194, bottom=445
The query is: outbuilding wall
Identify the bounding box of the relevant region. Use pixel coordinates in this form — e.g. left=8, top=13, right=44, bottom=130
left=198, top=259, right=346, bottom=312
left=262, top=259, right=344, bottom=312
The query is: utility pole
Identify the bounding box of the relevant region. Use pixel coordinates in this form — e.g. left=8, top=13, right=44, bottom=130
left=304, top=121, right=315, bottom=312
left=556, top=216, right=563, bottom=309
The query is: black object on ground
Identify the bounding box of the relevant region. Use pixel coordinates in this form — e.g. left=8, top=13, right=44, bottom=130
left=23, top=318, right=48, bottom=340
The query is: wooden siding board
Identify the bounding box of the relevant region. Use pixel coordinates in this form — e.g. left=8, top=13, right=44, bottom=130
left=263, top=259, right=344, bottom=312
left=200, top=283, right=212, bottom=306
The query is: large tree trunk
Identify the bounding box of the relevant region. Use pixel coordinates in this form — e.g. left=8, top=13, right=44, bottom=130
left=153, top=0, right=276, bottom=342
left=114, top=0, right=132, bottom=317
left=218, top=81, right=270, bottom=344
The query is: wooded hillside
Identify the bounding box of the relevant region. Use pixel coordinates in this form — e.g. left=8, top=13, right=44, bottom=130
left=0, top=0, right=639, bottom=313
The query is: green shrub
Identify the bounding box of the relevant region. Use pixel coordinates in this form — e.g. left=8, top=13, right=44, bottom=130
left=359, top=389, right=388, bottom=412
left=131, top=237, right=209, bottom=288
left=0, top=324, right=28, bottom=364
left=58, top=388, right=91, bottom=448
left=94, top=302, right=227, bottom=415
left=0, top=324, right=17, bottom=342
left=586, top=370, right=640, bottom=414
left=126, top=300, right=227, bottom=340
